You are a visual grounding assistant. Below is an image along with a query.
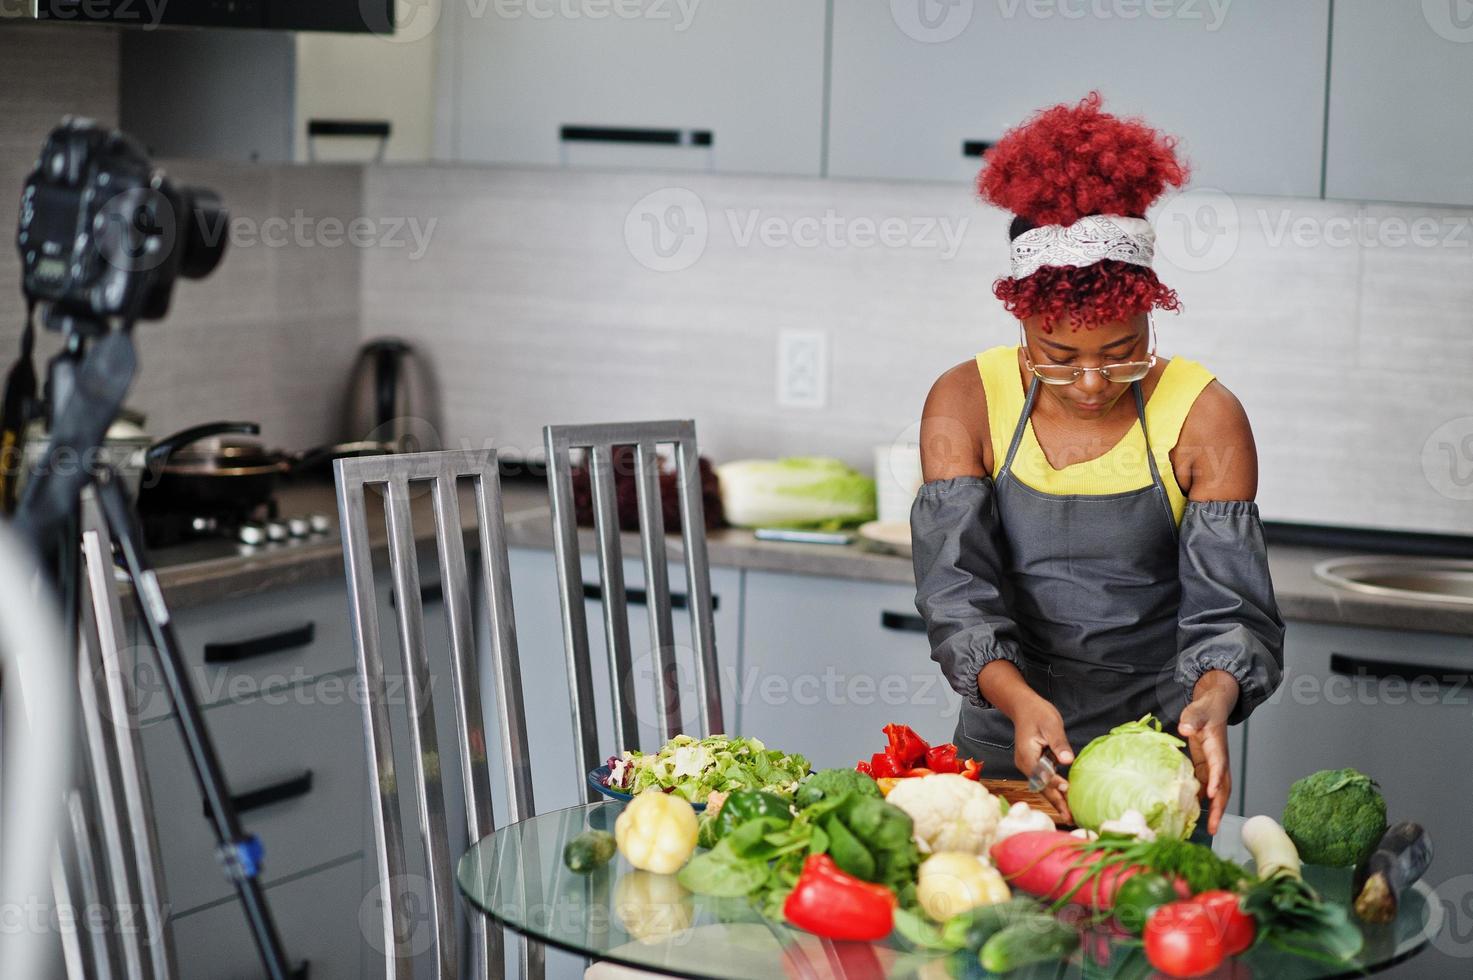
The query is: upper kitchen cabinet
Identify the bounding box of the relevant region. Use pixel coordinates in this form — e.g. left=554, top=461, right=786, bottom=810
left=443, top=0, right=827, bottom=175
left=826, top=0, right=1329, bottom=196
left=120, top=23, right=436, bottom=163
left=1325, top=2, right=1473, bottom=206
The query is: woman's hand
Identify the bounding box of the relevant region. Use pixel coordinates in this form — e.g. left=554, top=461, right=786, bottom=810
left=1011, top=697, right=1076, bottom=823
left=1178, top=671, right=1241, bottom=836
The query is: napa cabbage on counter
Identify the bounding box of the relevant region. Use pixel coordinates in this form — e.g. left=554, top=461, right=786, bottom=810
left=716, top=457, right=877, bottom=530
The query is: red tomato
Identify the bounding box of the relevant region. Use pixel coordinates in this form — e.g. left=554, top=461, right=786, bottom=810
left=1144, top=901, right=1226, bottom=978
left=1191, top=891, right=1256, bottom=956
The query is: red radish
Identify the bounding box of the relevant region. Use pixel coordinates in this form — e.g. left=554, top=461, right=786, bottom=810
left=989, top=831, right=1191, bottom=910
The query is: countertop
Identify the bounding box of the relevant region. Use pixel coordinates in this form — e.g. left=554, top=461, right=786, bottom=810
left=146, top=477, right=1473, bottom=635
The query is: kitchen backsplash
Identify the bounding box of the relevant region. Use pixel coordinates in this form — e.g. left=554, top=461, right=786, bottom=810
left=3, top=26, right=1469, bottom=536
left=0, top=25, right=363, bottom=452
left=362, top=164, right=1473, bottom=537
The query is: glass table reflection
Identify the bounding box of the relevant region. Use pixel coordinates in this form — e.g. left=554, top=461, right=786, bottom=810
left=456, top=802, right=1441, bottom=979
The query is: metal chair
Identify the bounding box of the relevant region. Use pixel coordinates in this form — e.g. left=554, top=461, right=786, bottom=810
left=334, top=448, right=538, bottom=980
left=543, top=420, right=724, bottom=796
left=59, top=493, right=175, bottom=980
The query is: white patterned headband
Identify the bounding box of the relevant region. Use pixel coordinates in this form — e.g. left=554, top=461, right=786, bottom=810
left=1008, top=214, right=1155, bottom=279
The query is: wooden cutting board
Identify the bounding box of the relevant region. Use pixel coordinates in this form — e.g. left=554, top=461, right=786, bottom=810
left=982, top=778, right=1071, bottom=827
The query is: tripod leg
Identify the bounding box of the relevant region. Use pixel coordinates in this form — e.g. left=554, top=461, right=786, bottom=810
left=92, top=471, right=293, bottom=980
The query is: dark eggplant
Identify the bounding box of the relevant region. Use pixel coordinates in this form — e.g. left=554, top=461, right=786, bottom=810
left=1352, top=821, right=1432, bottom=924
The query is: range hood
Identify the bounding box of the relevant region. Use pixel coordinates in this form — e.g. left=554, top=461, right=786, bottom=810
left=0, top=0, right=392, bottom=32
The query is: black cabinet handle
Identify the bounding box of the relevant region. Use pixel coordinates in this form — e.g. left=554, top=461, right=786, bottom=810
left=881, top=611, right=927, bottom=634
left=561, top=125, right=713, bottom=148
left=389, top=582, right=443, bottom=609
left=307, top=120, right=391, bottom=139
left=204, top=623, right=315, bottom=665
left=581, top=582, right=719, bottom=612
left=1329, top=653, right=1473, bottom=690
left=207, top=770, right=314, bottom=819
left=963, top=140, right=994, bottom=158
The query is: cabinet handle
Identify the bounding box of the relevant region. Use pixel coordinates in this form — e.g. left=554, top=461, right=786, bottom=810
left=389, top=582, right=443, bottom=608
left=1329, top=653, right=1473, bottom=690
left=581, top=582, right=719, bottom=612
left=203, top=623, right=315, bottom=665
left=963, top=140, right=994, bottom=158
left=306, top=120, right=391, bottom=163
left=207, top=770, right=314, bottom=819
left=561, top=125, right=714, bottom=148
left=880, top=611, right=927, bottom=634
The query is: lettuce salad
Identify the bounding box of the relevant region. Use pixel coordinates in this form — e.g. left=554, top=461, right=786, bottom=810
left=604, top=734, right=810, bottom=802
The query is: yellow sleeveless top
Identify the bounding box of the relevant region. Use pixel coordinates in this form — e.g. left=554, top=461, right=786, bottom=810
left=975, top=345, right=1216, bottom=525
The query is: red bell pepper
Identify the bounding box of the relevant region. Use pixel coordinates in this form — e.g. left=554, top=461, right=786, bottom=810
left=855, top=724, right=982, bottom=781
left=783, top=854, right=896, bottom=942
left=883, top=723, right=930, bottom=768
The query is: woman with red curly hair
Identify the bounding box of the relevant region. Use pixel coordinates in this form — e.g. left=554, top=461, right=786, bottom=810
left=912, top=93, right=1284, bottom=836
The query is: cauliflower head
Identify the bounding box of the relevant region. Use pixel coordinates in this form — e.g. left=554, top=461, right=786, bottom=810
left=883, top=773, right=999, bottom=855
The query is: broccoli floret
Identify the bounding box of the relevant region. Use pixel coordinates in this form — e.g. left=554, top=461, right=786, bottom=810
left=794, top=768, right=881, bottom=808
left=1282, top=768, right=1387, bottom=867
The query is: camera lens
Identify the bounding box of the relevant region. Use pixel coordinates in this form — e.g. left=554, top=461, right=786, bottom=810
left=175, top=188, right=228, bottom=280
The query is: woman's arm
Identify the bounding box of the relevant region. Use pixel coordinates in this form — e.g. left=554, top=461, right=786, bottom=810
left=914, top=365, right=1074, bottom=815
left=1171, top=381, right=1285, bottom=833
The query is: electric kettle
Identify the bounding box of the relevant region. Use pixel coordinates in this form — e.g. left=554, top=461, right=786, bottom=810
left=343, top=338, right=441, bottom=452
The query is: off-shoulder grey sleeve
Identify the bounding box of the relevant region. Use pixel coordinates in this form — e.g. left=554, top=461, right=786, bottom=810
left=910, top=476, right=1023, bottom=709
left=1175, top=499, right=1286, bottom=724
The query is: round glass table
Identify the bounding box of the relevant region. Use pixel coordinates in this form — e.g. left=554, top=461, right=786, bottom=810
left=457, top=802, right=1442, bottom=979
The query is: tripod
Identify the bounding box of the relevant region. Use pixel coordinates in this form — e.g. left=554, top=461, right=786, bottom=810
left=15, top=328, right=293, bottom=980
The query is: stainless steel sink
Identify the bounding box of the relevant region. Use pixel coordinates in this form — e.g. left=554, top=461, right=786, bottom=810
left=1313, top=556, right=1473, bottom=606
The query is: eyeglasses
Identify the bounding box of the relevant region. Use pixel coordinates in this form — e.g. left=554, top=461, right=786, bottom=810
left=1019, top=321, right=1158, bottom=386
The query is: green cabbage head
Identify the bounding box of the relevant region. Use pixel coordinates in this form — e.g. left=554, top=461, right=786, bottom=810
left=716, top=457, right=877, bottom=530
left=1067, top=715, right=1201, bottom=840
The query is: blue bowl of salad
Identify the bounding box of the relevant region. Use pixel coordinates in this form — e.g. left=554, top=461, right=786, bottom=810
left=589, top=734, right=810, bottom=808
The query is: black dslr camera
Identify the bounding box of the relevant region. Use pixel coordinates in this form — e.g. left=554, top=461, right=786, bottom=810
left=16, top=117, right=228, bottom=333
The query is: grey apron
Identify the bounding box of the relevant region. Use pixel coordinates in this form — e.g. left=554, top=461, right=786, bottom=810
left=954, top=378, right=1189, bottom=780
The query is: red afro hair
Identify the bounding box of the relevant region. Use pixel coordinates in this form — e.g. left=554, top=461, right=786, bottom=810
left=978, top=91, right=1189, bottom=331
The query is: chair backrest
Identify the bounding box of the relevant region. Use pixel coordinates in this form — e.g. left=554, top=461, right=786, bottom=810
left=542, top=420, right=723, bottom=793
left=334, top=449, right=537, bottom=980
left=68, top=493, right=175, bottom=980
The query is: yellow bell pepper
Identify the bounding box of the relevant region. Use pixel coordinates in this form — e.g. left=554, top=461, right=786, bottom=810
left=916, top=851, right=1011, bottom=922
left=614, top=789, right=699, bottom=875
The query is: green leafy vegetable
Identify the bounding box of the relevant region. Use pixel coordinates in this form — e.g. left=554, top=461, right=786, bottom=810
left=1241, top=872, right=1364, bottom=962
left=605, top=734, right=810, bottom=803
left=1066, top=715, right=1201, bottom=841
left=716, top=457, right=877, bottom=530
left=795, top=768, right=881, bottom=808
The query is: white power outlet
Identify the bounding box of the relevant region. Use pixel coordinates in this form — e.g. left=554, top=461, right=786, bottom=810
left=777, top=329, right=828, bottom=409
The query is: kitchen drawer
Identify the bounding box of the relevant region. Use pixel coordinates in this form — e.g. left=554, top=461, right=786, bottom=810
left=172, top=856, right=372, bottom=980
left=132, top=577, right=357, bottom=724
left=739, top=571, right=961, bottom=768
left=1243, top=620, right=1473, bottom=979
left=142, top=678, right=367, bottom=914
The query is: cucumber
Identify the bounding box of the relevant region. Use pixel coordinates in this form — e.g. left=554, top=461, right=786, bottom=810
left=941, top=898, right=1046, bottom=952
left=563, top=830, right=617, bottom=874
left=979, top=917, right=1079, bottom=974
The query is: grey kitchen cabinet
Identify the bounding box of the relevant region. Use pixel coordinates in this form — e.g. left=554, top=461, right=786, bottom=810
left=737, top=570, right=962, bottom=769
left=137, top=577, right=359, bottom=724
left=826, top=0, right=1329, bottom=195
left=1325, top=2, right=1473, bottom=205
left=140, top=674, right=366, bottom=914
left=170, top=856, right=373, bottom=980
left=442, top=0, right=827, bottom=175
left=494, top=547, right=742, bottom=814
left=1243, top=620, right=1472, bottom=980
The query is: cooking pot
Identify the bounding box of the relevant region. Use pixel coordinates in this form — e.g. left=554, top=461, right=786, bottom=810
left=137, top=422, right=398, bottom=516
